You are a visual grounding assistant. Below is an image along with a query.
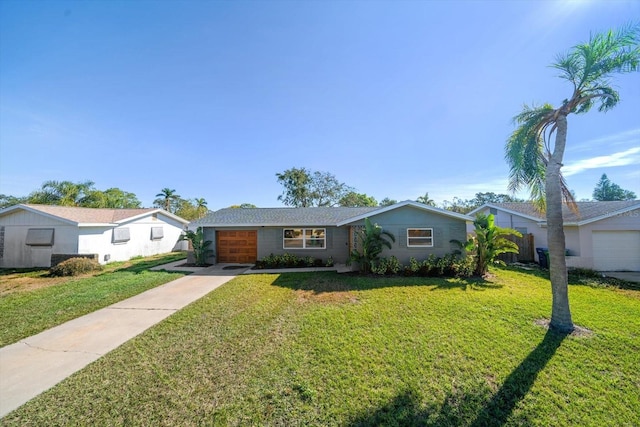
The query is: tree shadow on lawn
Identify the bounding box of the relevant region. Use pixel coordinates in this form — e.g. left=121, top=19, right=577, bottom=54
left=349, top=329, right=568, bottom=427
left=270, top=272, right=502, bottom=295
left=500, top=265, right=640, bottom=292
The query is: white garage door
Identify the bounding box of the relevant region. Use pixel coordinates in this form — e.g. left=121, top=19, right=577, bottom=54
left=592, top=231, right=640, bottom=271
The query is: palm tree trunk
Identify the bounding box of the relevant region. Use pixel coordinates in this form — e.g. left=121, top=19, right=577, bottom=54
left=546, top=114, right=574, bottom=333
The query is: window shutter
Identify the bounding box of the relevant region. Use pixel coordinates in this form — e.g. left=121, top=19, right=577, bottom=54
left=113, top=227, right=131, bottom=243
left=26, top=228, right=55, bottom=246
left=151, top=227, right=164, bottom=240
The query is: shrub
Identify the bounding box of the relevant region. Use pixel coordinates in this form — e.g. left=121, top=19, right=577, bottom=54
left=254, top=253, right=326, bottom=269
left=50, top=257, right=103, bottom=277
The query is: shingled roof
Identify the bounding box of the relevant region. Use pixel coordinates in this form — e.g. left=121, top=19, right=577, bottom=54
left=191, top=206, right=380, bottom=227
left=0, top=204, right=188, bottom=225
left=471, top=200, right=640, bottom=224
left=191, top=201, right=474, bottom=227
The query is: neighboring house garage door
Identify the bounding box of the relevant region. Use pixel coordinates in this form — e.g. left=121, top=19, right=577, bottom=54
left=592, top=231, right=640, bottom=271
left=217, top=230, right=257, bottom=263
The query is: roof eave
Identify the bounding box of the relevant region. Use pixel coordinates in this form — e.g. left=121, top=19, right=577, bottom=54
left=470, top=203, right=545, bottom=222
left=337, top=200, right=473, bottom=226
left=0, top=204, right=79, bottom=225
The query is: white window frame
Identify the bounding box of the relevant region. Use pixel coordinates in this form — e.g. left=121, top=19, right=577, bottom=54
left=407, top=228, right=433, bottom=247
left=283, top=228, right=326, bottom=249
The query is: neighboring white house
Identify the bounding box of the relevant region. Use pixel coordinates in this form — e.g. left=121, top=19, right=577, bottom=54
left=469, top=201, right=640, bottom=272
left=0, top=204, right=189, bottom=268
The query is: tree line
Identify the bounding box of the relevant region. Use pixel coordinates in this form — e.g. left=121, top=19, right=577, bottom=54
left=0, top=181, right=210, bottom=221
left=274, top=167, right=636, bottom=213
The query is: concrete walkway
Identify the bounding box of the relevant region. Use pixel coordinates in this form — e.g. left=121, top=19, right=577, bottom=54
left=0, top=265, right=246, bottom=418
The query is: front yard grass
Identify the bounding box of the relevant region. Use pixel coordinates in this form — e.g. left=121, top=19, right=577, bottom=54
left=3, top=266, right=639, bottom=426
left=0, top=252, right=187, bottom=347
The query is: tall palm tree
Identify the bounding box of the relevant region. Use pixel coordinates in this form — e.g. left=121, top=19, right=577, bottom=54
left=505, top=25, right=639, bottom=333
left=154, top=188, right=180, bottom=212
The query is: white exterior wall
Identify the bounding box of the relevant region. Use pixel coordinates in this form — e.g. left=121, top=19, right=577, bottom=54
left=79, top=214, right=186, bottom=264
left=0, top=209, right=187, bottom=268
left=0, top=210, right=79, bottom=268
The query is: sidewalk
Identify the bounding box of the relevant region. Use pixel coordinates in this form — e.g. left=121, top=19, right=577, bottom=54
left=0, top=265, right=245, bottom=418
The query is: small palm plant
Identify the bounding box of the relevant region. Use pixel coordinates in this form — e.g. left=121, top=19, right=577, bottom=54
left=453, top=213, right=521, bottom=276
left=181, top=227, right=213, bottom=266
left=348, top=217, right=395, bottom=274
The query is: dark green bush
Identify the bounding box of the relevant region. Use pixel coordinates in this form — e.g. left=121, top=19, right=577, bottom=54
left=255, top=253, right=328, bottom=269
left=50, top=257, right=103, bottom=277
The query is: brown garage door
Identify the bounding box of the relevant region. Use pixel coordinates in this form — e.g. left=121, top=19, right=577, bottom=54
left=216, top=230, right=257, bottom=263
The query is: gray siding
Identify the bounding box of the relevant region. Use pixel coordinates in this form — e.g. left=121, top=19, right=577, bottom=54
left=204, top=226, right=350, bottom=263
left=355, top=205, right=468, bottom=264
left=259, top=226, right=349, bottom=263
left=202, top=205, right=468, bottom=265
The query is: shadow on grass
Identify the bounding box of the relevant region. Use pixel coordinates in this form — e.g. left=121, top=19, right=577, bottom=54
left=109, top=253, right=188, bottom=274
left=349, top=329, right=568, bottom=427
left=500, top=264, right=640, bottom=292
left=269, top=271, right=502, bottom=295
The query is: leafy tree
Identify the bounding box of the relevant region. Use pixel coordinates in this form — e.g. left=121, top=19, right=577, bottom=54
left=505, top=24, right=639, bottom=333
left=276, top=167, right=313, bottom=207
left=181, top=227, right=213, bottom=266
left=276, top=167, right=353, bottom=207
left=470, top=192, right=524, bottom=206
left=339, top=192, right=378, bottom=207
left=348, top=217, right=395, bottom=274
left=441, top=192, right=524, bottom=214
left=0, top=194, right=27, bottom=209
left=230, top=203, right=258, bottom=208
left=592, top=173, right=636, bottom=200
left=154, top=188, right=181, bottom=213
left=28, top=180, right=95, bottom=206
left=441, top=197, right=473, bottom=214
left=4, top=180, right=142, bottom=209
left=453, top=213, right=521, bottom=276
left=175, top=198, right=209, bottom=221
left=83, top=188, right=141, bottom=208
left=416, top=192, right=436, bottom=206
left=379, top=197, right=397, bottom=207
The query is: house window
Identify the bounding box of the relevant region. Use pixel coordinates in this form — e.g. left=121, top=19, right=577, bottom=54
left=151, top=227, right=164, bottom=240
left=113, top=227, right=131, bottom=243
left=26, top=228, right=55, bottom=246
left=407, top=228, right=433, bottom=247
left=283, top=228, right=325, bottom=249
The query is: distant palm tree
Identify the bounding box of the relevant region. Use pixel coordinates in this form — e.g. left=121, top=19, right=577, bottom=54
left=505, top=24, right=639, bottom=333
left=416, top=192, right=436, bottom=207
left=194, top=198, right=208, bottom=218
left=29, top=180, right=94, bottom=206
left=154, top=188, right=180, bottom=212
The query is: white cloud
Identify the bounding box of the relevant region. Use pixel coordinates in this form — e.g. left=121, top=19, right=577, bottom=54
left=563, top=147, right=640, bottom=176
left=569, top=128, right=640, bottom=153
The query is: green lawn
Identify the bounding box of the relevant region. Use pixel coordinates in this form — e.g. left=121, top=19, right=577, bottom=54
left=3, top=267, right=639, bottom=426
left=0, top=252, right=187, bottom=347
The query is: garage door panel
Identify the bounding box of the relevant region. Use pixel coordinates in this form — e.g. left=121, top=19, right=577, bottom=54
left=593, top=231, right=640, bottom=271
left=217, top=230, right=257, bottom=263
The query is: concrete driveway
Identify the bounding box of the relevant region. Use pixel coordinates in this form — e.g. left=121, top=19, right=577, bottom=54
left=0, top=265, right=246, bottom=418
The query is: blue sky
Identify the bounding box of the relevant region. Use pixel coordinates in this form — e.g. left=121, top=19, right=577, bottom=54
left=1, top=0, right=638, bottom=210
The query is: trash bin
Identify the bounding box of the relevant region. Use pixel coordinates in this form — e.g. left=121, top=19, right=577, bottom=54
left=536, top=248, right=548, bottom=268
